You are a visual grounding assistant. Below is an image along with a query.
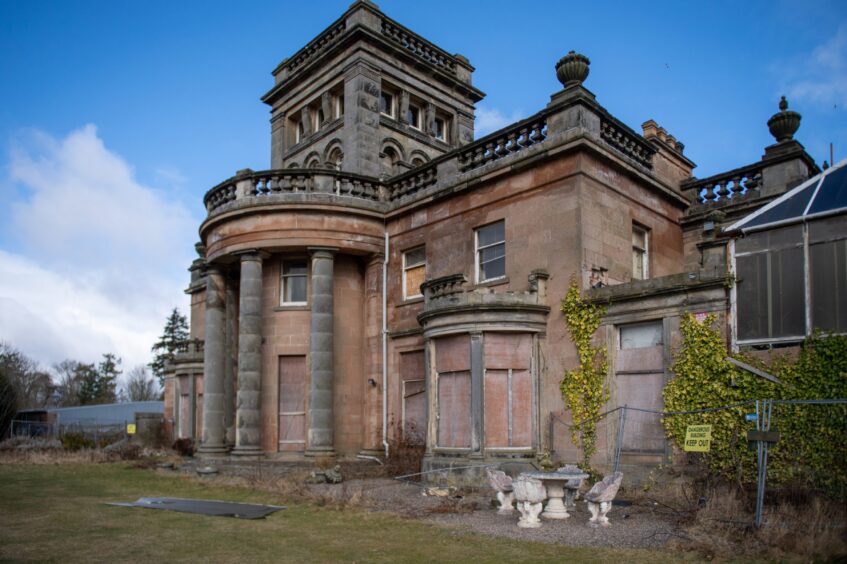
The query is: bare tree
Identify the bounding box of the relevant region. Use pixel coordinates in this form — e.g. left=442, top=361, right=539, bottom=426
left=123, top=365, right=159, bottom=402
left=52, top=359, right=84, bottom=406
left=0, top=342, right=53, bottom=409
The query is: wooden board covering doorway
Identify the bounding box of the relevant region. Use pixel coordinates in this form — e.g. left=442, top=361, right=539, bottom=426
left=278, top=355, right=307, bottom=452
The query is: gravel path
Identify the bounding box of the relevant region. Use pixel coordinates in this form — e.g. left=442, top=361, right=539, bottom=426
left=307, top=478, right=683, bottom=549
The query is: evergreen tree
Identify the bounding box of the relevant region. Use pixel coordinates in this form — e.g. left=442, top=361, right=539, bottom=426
left=149, top=308, right=189, bottom=386
left=76, top=354, right=121, bottom=405
left=76, top=363, right=101, bottom=405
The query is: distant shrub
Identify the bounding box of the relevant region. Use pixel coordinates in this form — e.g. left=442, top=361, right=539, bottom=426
left=172, top=438, right=194, bottom=457
left=61, top=432, right=95, bottom=451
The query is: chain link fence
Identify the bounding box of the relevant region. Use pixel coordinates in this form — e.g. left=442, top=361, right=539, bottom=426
left=551, top=398, right=847, bottom=526
left=7, top=418, right=129, bottom=446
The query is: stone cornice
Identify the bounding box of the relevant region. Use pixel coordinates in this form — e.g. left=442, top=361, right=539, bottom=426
left=262, top=6, right=484, bottom=107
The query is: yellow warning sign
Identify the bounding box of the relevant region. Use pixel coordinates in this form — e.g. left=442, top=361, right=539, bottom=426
left=126, top=423, right=137, bottom=435
left=684, top=424, right=712, bottom=452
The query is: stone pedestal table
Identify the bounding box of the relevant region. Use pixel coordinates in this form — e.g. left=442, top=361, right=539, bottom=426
left=523, top=470, right=589, bottom=519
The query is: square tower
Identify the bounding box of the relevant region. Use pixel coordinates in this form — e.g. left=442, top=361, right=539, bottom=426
left=262, top=0, right=484, bottom=178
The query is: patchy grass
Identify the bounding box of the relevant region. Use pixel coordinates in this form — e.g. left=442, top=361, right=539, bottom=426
left=0, top=463, right=688, bottom=563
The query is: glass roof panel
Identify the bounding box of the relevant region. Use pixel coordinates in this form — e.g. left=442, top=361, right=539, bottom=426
left=807, top=164, right=847, bottom=215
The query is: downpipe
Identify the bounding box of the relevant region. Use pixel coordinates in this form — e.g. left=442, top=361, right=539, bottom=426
left=382, top=230, right=389, bottom=458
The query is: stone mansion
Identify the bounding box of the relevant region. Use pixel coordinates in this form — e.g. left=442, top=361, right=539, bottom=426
left=164, top=0, right=840, bottom=475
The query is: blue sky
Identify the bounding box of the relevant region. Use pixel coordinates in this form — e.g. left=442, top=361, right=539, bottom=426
left=1, top=0, right=845, bottom=372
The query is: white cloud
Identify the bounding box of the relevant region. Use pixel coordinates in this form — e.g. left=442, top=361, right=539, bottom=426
left=0, top=125, right=198, bottom=370
left=780, top=24, right=847, bottom=108
left=475, top=106, right=525, bottom=138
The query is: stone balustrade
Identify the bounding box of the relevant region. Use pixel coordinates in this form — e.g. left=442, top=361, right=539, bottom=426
left=204, top=169, right=384, bottom=213
left=173, top=339, right=205, bottom=355
left=458, top=114, right=548, bottom=173
left=420, top=273, right=468, bottom=304
left=681, top=162, right=763, bottom=205
left=385, top=162, right=438, bottom=202
left=600, top=117, right=655, bottom=170
left=203, top=97, right=671, bottom=217
left=380, top=19, right=457, bottom=75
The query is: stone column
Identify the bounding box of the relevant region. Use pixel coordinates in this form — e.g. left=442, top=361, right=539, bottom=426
left=360, top=254, right=384, bottom=455
left=470, top=332, right=484, bottom=455
left=232, top=251, right=266, bottom=457
left=306, top=247, right=337, bottom=457
left=224, top=279, right=238, bottom=446
left=197, top=264, right=227, bottom=456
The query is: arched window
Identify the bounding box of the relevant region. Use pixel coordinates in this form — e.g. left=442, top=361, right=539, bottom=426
left=382, top=147, right=399, bottom=176
left=327, top=147, right=343, bottom=171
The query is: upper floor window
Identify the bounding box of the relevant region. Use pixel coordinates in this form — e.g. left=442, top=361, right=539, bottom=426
left=295, top=120, right=305, bottom=144
left=280, top=260, right=308, bottom=305
left=335, top=94, right=344, bottom=119
left=407, top=105, right=421, bottom=130
left=632, top=224, right=649, bottom=280
left=380, top=92, right=395, bottom=118
left=434, top=117, right=446, bottom=141
left=476, top=220, right=505, bottom=283
left=403, top=247, right=426, bottom=299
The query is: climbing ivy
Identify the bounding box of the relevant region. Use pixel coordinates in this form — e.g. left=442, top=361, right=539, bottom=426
left=663, top=314, right=847, bottom=498
left=560, top=280, right=608, bottom=472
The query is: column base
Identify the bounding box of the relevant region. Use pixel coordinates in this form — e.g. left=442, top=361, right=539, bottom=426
left=304, top=447, right=336, bottom=459
left=230, top=445, right=264, bottom=459
left=196, top=444, right=229, bottom=459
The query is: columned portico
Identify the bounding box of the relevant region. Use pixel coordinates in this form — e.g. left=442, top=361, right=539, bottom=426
left=197, top=264, right=228, bottom=455
left=306, top=247, right=337, bottom=457
left=232, top=251, right=266, bottom=457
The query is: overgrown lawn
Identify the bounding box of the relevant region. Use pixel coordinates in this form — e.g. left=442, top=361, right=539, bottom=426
left=0, top=463, right=688, bottom=562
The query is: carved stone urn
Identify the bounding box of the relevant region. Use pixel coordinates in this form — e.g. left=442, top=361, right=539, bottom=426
left=767, top=96, right=801, bottom=142
left=555, top=51, right=590, bottom=88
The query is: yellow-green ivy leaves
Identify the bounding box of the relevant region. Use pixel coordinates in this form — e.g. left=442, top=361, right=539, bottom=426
left=664, top=314, right=847, bottom=498
left=560, top=280, right=608, bottom=472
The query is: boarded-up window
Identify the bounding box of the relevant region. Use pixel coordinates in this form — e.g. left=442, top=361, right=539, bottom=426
left=616, top=322, right=664, bottom=453
left=400, top=350, right=426, bottom=445
left=194, top=375, right=203, bottom=440
left=620, top=321, right=663, bottom=349
left=403, top=247, right=426, bottom=299
left=436, top=335, right=471, bottom=448
left=278, top=356, right=307, bottom=452
left=736, top=225, right=805, bottom=341
left=483, top=333, right=532, bottom=448
left=809, top=217, right=847, bottom=333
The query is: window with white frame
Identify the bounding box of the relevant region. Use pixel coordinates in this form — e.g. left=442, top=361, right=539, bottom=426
left=407, top=104, right=421, bottom=130
left=295, top=120, right=305, bottom=144
left=434, top=117, right=446, bottom=141
left=280, top=260, right=308, bottom=305
left=632, top=224, right=649, bottom=280
left=476, top=220, right=506, bottom=283
left=402, top=247, right=426, bottom=299
left=379, top=91, right=394, bottom=118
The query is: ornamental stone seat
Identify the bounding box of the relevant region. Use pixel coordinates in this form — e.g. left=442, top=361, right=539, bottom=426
left=584, top=471, right=623, bottom=527
left=485, top=467, right=515, bottom=514
left=557, top=464, right=585, bottom=507
left=513, top=474, right=547, bottom=528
